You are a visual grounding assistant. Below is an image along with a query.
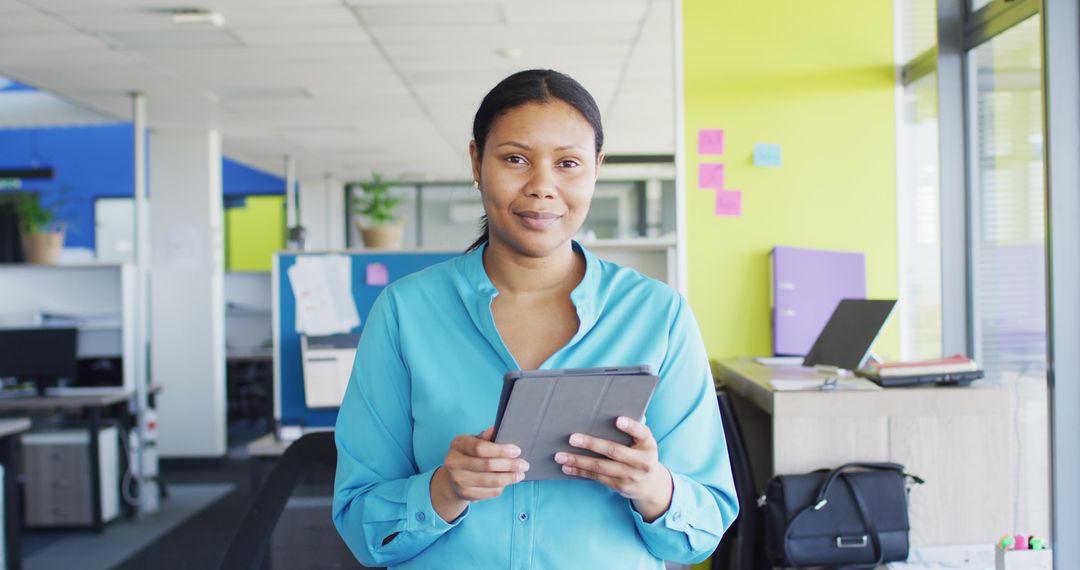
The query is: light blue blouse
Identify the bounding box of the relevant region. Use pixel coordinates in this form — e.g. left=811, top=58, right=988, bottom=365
left=333, top=242, right=738, bottom=569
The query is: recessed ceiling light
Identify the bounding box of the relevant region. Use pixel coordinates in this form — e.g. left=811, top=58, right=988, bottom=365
left=170, top=8, right=225, bottom=28
left=496, top=47, right=523, bottom=58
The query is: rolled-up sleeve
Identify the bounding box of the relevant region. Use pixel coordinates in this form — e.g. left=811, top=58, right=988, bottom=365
left=333, top=291, right=466, bottom=567
left=629, top=295, right=739, bottom=564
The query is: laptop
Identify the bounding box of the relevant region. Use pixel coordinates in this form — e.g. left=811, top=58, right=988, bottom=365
left=855, top=368, right=984, bottom=387
left=802, top=299, right=897, bottom=371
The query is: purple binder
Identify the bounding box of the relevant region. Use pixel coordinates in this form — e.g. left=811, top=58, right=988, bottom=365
left=770, top=246, right=866, bottom=356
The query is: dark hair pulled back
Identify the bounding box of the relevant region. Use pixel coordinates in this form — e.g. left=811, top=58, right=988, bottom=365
left=466, top=69, right=604, bottom=252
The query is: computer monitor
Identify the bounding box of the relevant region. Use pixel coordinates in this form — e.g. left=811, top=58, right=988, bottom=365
left=0, top=327, right=78, bottom=391
left=802, top=299, right=897, bottom=371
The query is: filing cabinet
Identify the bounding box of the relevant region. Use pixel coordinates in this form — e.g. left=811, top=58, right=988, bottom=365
left=21, top=427, right=119, bottom=527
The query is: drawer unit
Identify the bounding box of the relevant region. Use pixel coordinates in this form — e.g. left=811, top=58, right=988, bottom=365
left=21, top=427, right=119, bottom=528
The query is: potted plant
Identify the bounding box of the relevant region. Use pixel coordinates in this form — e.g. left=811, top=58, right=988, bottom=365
left=352, top=172, right=404, bottom=249
left=16, top=192, right=64, bottom=264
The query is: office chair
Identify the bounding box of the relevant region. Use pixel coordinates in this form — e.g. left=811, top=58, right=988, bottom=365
left=220, top=431, right=380, bottom=570
left=713, top=390, right=763, bottom=570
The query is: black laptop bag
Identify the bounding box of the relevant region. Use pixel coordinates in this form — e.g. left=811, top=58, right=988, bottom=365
left=761, top=462, right=924, bottom=568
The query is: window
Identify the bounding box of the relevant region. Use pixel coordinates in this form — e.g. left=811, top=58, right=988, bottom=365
left=970, top=16, right=1046, bottom=382
left=897, top=74, right=942, bottom=360
left=969, top=14, right=1048, bottom=535
left=897, top=0, right=941, bottom=360
left=899, top=0, right=937, bottom=63
left=346, top=180, right=675, bottom=249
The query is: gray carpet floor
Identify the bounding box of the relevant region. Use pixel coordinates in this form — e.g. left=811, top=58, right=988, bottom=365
left=22, top=483, right=233, bottom=570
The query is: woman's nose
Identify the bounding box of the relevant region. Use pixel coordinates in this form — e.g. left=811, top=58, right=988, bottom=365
left=525, top=167, right=557, bottom=199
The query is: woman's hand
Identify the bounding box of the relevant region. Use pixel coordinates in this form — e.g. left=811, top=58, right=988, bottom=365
left=554, top=416, right=673, bottom=522
left=430, top=427, right=530, bottom=523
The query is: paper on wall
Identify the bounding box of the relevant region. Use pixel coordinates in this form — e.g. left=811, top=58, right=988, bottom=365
left=302, top=347, right=355, bottom=408
left=697, top=128, right=725, bottom=155
left=288, top=255, right=360, bottom=335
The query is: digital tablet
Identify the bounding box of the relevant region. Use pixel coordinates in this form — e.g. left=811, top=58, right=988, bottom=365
left=492, top=365, right=659, bottom=481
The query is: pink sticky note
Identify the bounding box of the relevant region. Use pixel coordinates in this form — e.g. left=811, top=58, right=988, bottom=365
left=698, top=128, right=725, bottom=155
left=699, top=163, right=725, bottom=189
left=714, top=190, right=742, bottom=217
left=365, top=262, right=389, bottom=286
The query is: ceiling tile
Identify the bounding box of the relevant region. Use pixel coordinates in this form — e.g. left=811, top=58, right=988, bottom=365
left=0, top=49, right=138, bottom=69
left=26, top=0, right=339, bottom=11
left=139, top=44, right=382, bottom=68
left=3, top=0, right=674, bottom=180
left=54, top=10, right=176, bottom=32
left=26, top=0, right=185, bottom=12
left=104, top=29, right=245, bottom=50
left=0, top=1, right=40, bottom=15
left=370, top=23, right=638, bottom=47
left=220, top=6, right=357, bottom=28
left=503, top=2, right=648, bottom=25
left=0, top=91, right=114, bottom=127
left=355, top=5, right=502, bottom=26
left=343, top=0, right=508, bottom=5
left=0, top=33, right=109, bottom=52
left=231, top=26, right=371, bottom=46
left=0, top=14, right=78, bottom=34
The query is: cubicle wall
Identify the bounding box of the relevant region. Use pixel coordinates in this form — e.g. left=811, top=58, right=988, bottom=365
left=0, top=263, right=135, bottom=392
left=273, top=250, right=460, bottom=429
left=272, top=243, right=677, bottom=430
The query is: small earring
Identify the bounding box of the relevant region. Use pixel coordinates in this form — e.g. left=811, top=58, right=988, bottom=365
left=473, top=180, right=479, bottom=189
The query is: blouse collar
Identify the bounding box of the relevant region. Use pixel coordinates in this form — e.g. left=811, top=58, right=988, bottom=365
left=455, top=239, right=602, bottom=359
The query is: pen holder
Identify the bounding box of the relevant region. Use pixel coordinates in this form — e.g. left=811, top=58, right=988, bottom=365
left=995, top=547, right=1052, bottom=570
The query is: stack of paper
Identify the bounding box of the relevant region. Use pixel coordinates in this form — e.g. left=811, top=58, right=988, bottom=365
left=754, top=356, right=805, bottom=367
left=287, top=255, right=361, bottom=336
left=869, top=355, right=978, bottom=377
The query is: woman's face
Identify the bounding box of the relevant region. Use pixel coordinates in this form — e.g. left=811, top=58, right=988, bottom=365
left=470, top=99, right=603, bottom=259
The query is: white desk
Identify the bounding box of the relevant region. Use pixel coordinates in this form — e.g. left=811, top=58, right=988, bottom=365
left=715, top=358, right=1012, bottom=547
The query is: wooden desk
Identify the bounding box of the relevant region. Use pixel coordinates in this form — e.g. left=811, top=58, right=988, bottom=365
left=715, top=358, right=1012, bottom=547
left=0, top=418, right=31, bottom=570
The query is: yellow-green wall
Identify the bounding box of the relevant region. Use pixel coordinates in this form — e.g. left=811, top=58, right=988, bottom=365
left=226, top=195, right=285, bottom=272
left=683, top=0, right=900, bottom=360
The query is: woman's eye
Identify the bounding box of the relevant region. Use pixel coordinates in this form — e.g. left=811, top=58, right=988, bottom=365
left=558, top=159, right=580, bottom=168
left=505, top=155, right=527, bottom=165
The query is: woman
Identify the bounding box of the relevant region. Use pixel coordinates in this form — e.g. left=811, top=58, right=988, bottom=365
left=333, top=69, right=737, bottom=569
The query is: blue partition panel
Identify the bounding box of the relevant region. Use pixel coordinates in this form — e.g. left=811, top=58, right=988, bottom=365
left=276, top=250, right=460, bottom=427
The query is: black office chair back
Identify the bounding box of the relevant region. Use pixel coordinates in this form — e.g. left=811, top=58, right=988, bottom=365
left=220, top=431, right=339, bottom=570
left=714, top=390, right=762, bottom=570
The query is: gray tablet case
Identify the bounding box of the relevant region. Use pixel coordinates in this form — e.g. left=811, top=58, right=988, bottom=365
left=493, top=366, right=659, bottom=481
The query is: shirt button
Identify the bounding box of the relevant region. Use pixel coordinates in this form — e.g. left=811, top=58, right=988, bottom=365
left=415, top=512, right=426, bottom=522
left=518, top=512, right=529, bottom=522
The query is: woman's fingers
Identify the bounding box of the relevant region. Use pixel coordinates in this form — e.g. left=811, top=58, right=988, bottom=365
left=614, top=416, right=657, bottom=449
left=555, top=451, right=638, bottom=481
left=446, top=467, right=525, bottom=501
left=564, top=431, right=652, bottom=471
left=442, top=427, right=530, bottom=502
left=553, top=417, right=669, bottom=502
left=451, top=432, right=521, bottom=459
left=446, top=454, right=529, bottom=475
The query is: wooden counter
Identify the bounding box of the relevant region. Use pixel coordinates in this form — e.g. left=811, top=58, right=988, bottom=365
left=714, top=358, right=1012, bottom=547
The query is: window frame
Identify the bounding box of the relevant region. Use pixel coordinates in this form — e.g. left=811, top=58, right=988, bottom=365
left=900, top=0, right=1080, bottom=563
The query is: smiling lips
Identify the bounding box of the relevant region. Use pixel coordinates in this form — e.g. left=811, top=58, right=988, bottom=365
left=515, top=210, right=563, bottom=230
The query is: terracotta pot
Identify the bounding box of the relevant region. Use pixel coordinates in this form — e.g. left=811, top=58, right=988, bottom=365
left=357, top=221, right=403, bottom=249
left=21, top=231, right=64, bottom=265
